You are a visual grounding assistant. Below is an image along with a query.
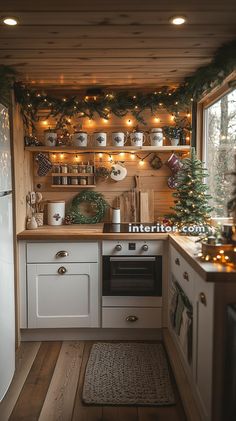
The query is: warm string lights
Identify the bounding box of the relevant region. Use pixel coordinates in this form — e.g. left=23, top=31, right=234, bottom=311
left=198, top=247, right=236, bottom=265
left=14, top=81, right=194, bottom=130
left=49, top=151, right=151, bottom=165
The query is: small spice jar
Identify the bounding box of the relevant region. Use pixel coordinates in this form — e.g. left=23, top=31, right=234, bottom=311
left=79, top=163, right=86, bottom=173
left=79, top=177, right=87, bottom=185
left=86, top=162, right=94, bottom=173
left=52, top=164, right=61, bottom=185
left=61, top=163, right=68, bottom=173
left=71, top=164, right=79, bottom=174
left=71, top=177, right=79, bottom=185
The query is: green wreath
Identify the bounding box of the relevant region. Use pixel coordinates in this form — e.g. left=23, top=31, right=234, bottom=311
left=67, top=190, right=108, bottom=224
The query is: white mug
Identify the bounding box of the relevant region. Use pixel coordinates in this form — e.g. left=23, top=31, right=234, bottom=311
left=130, top=132, right=146, bottom=147
left=112, top=132, right=126, bottom=147
left=94, top=132, right=107, bottom=147
left=72, top=131, right=88, bottom=147
left=44, top=130, right=57, bottom=147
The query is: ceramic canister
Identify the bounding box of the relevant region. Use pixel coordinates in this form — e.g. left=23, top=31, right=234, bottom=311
left=112, top=132, right=126, bottom=147
left=48, top=200, right=65, bottom=226
left=94, top=132, right=107, bottom=147
left=72, top=131, right=88, bottom=147
left=130, top=131, right=146, bottom=147
left=112, top=208, right=121, bottom=224
left=149, top=128, right=163, bottom=146
left=44, top=130, right=57, bottom=147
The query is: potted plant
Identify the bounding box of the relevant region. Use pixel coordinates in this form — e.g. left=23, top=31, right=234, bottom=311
left=163, top=126, right=182, bottom=146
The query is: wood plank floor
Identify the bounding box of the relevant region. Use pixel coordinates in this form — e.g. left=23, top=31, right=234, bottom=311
left=0, top=341, right=187, bottom=421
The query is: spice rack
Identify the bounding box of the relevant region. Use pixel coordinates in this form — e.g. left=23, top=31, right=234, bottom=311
left=51, top=172, right=96, bottom=188
left=51, top=161, right=96, bottom=188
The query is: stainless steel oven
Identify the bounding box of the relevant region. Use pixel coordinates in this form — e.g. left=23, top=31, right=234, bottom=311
left=102, top=241, right=162, bottom=297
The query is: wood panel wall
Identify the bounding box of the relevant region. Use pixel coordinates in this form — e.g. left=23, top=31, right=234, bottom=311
left=31, top=109, right=190, bottom=222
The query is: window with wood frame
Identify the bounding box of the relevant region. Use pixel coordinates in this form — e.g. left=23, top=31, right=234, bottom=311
left=203, top=88, right=236, bottom=217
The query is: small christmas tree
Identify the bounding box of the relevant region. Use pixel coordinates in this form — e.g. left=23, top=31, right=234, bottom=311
left=166, top=148, right=213, bottom=230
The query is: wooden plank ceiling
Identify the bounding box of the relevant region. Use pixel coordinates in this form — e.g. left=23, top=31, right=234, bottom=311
left=0, top=0, right=236, bottom=90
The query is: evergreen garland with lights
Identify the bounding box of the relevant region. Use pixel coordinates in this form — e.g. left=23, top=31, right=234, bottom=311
left=166, top=148, right=213, bottom=230
left=10, top=39, right=236, bottom=129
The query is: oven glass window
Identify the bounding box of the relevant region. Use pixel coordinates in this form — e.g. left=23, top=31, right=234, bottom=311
left=103, top=256, right=162, bottom=296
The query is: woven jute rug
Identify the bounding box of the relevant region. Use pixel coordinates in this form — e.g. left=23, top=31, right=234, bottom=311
left=82, top=343, right=175, bottom=406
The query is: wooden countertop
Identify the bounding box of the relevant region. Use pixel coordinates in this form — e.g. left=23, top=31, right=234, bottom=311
left=170, top=235, right=236, bottom=283
left=17, top=224, right=168, bottom=240
left=17, top=225, right=236, bottom=282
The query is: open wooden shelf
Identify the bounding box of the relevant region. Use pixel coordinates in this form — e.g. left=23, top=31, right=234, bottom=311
left=25, top=145, right=190, bottom=153
left=50, top=184, right=96, bottom=188
left=51, top=172, right=94, bottom=177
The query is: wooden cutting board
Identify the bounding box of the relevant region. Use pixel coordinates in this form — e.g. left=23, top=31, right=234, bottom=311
left=139, top=190, right=155, bottom=223
left=135, top=174, right=154, bottom=223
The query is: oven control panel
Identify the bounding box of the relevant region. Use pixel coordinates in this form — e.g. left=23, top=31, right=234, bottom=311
left=102, top=240, right=163, bottom=256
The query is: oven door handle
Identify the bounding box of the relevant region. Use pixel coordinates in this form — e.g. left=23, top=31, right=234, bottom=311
left=109, top=257, right=156, bottom=261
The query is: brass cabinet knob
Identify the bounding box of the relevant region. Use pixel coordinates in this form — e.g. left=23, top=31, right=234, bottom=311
left=58, top=266, right=67, bottom=275
left=183, top=271, right=189, bottom=281
left=56, top=250, right=69, bottom=258
left=175, top=258, right=180, bottom=266
left=126, top=315, right=138, bottom=322
left=199, top=292, right=207, bottom=306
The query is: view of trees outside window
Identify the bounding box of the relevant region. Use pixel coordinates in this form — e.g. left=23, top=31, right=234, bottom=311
left=204, top=89, right=236, bottom=217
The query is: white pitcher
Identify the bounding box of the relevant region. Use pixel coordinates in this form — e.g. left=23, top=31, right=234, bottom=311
left=130, top=131, right=146, bottom=147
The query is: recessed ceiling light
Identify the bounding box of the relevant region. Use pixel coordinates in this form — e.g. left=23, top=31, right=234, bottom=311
left=3, top=17, right=18, bottom=26
left=170, top=16, right=186, bottom=25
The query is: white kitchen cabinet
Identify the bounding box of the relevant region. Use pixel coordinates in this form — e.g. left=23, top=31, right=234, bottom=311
left=194, top=274, right=214, bottom=421
left=27, top=262, right=99, bottom=328
left=168, top=243, right=214, bottom=421
left=102, top=307, right=162, bottom=328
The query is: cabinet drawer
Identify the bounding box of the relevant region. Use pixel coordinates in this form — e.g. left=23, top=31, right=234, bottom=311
left=102, top=307, right=162, bottom=328
left=170, top=245, right=194, bottom=301
left=27, top=242, right=98, bottom=263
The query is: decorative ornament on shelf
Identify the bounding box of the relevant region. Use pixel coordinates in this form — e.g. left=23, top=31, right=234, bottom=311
left=66, top=190, right=108, bottom=224
left=150, top=154, right=163, bottom=170
left=95, top=166, right=111, bottom=180
left=110, top=163, right=127, bottom=181
left=166, top=148, right=213, bottom=234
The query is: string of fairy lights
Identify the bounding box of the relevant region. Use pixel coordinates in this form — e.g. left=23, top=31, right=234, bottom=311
left=49, top=151, right=153, bottom=166
left=14, top=81, right=193, bottom=130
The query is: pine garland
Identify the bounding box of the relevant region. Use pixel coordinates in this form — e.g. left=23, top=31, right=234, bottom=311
left=166, top=148, right=213, bottom=231
left=11, top=39, right=236, bottom=129
left=0, top=39, right=235, bottom=124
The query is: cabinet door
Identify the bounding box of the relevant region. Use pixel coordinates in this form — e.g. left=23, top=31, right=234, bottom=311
left=27, top=263, right=99, bottom=328
left=194, top=275, right=214, bottom=421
